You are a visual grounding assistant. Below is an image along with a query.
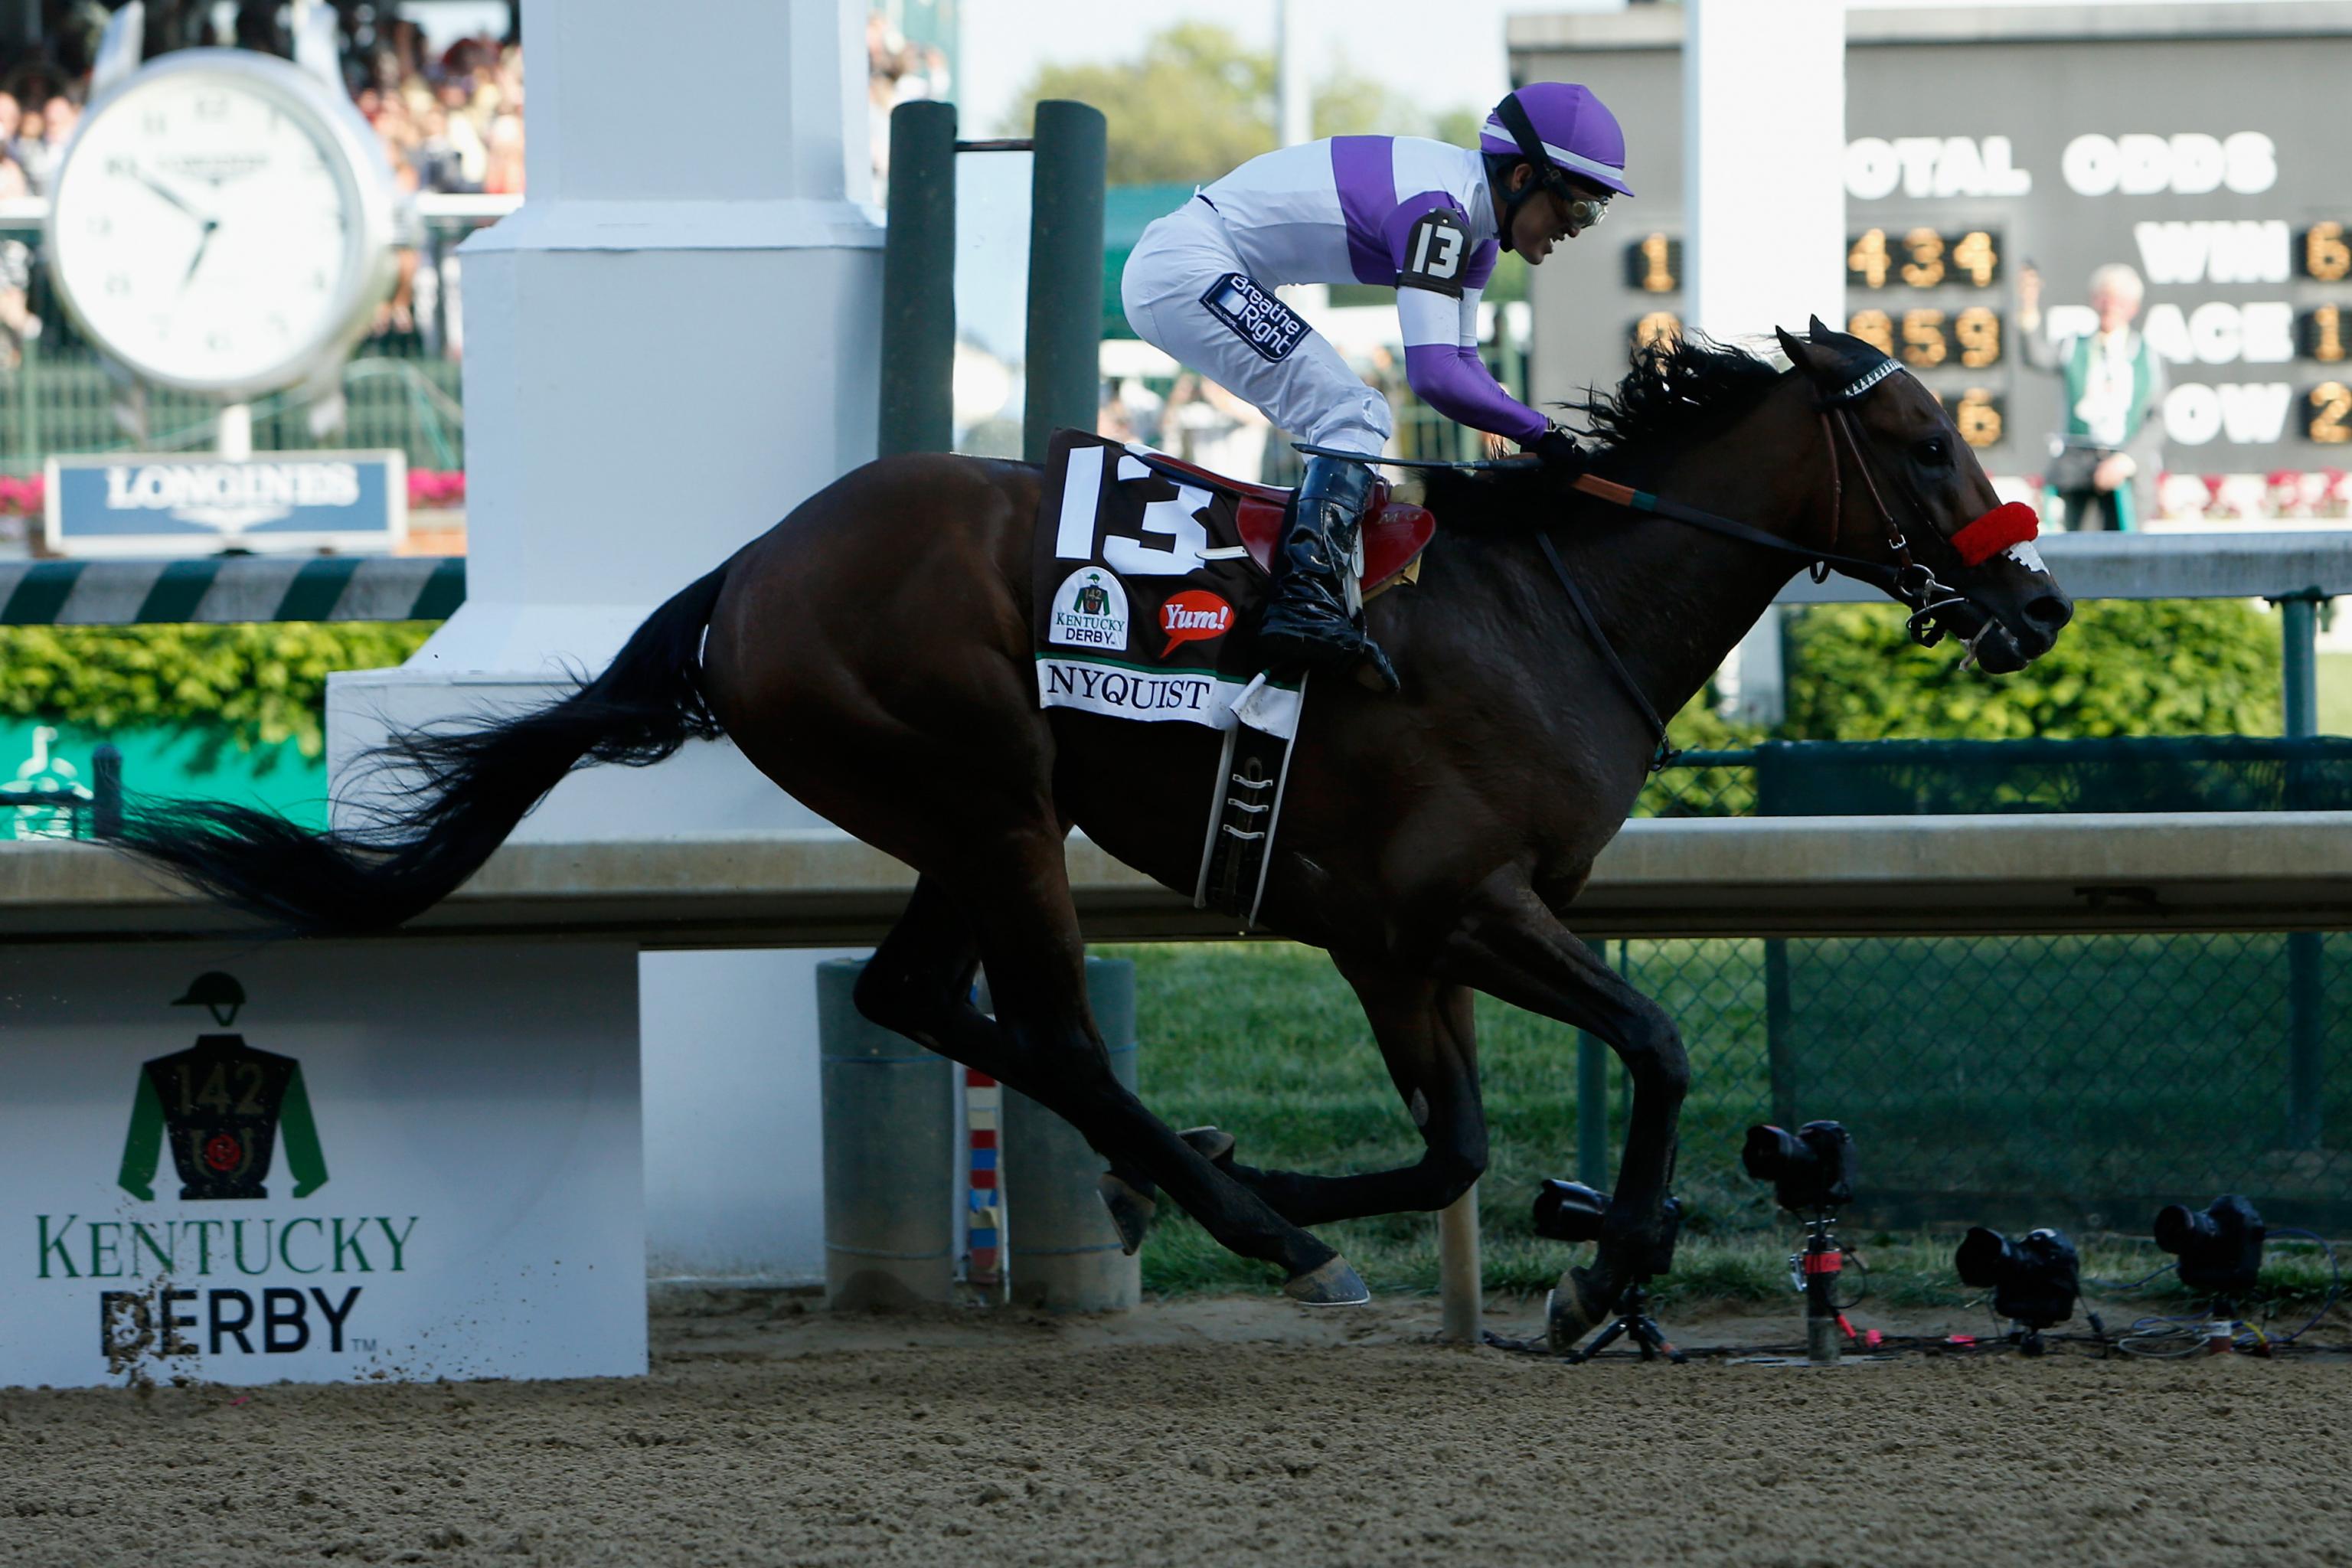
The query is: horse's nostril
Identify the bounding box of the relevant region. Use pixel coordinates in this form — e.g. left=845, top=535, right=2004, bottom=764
left=2027, top=593, right=2074, bottom=635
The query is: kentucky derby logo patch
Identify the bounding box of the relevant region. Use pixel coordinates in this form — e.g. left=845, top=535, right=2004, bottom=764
left=1048, top=567, right=1132, bottom=652
left=1200, top=273, right=1308, bottom=363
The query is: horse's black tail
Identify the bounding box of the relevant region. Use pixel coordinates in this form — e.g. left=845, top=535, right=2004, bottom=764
left=109, top=564, right=733, bottom=936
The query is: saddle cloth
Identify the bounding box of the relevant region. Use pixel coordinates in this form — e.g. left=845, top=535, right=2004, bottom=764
left=1031, top=430, right=1434, bottom=740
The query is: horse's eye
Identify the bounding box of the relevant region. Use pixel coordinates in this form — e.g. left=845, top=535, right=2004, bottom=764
left=1913, top=437, right=1950, bottom=466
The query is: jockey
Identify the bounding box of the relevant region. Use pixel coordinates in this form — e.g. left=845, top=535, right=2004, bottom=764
left=1120, top=83, right=1632, bottom=691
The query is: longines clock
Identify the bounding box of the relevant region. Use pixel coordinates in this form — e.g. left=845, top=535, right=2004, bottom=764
left=44, top=48, right=398, bottom=401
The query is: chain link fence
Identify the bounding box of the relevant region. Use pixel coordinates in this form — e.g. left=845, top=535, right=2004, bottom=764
left=1584, top=737, right=2352, bottom=1235
left=1592, top=932, right=2350, bottom=1236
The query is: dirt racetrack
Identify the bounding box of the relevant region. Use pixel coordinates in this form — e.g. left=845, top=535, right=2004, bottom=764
left=5, top=1292, right=2350, bottom=1567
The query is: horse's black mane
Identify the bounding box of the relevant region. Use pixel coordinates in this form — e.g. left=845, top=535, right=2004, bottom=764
left=1420, top=332, right=1788, bottom=532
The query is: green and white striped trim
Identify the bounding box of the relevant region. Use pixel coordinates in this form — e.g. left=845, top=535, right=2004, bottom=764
left=0, top=556, right=465, bottom=625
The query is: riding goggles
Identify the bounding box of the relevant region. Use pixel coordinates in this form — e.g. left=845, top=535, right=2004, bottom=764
left=1566, top=194, right=1611, bottom=230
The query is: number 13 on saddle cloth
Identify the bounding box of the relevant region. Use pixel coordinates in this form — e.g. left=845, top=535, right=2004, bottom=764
left=1032, top=430, right=1436, bottom=923
left=1031, top=429, right=1433, bottom=741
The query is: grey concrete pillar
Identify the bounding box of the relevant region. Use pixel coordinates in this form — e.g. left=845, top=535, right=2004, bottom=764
left=1001, top=956, right=1141, bottom=1312
left=818, top=958, right=955, bottom=1309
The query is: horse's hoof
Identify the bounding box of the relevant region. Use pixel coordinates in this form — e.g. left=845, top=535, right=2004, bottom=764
left=1546, top=1266, right=1609, bottom=1354
left=1096, top=1173, right=1158, bottom=1256
left=1283, top=1256, right=1371, bottom=1307
left=1178, top=1125, right=1236, bottom=1168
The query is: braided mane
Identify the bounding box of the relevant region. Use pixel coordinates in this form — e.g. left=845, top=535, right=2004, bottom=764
left=1420, top=333, right=1788, bottom=532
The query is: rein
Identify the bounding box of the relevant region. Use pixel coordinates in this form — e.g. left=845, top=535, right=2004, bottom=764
left=1539, top=398, right=1968, bottom=773
left=1299, top=367, right=2040, bottom=775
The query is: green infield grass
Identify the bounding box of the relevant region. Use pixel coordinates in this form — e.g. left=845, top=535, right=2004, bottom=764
left=1116, top=940, right=2346, bottom=1318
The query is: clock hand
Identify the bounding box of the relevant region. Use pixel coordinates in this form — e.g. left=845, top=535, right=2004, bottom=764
left=181, top=217, right=220, bottom=292
left=129, top=167, right=214, bottom=225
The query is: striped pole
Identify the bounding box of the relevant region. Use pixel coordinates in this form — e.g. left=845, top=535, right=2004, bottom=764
left=965, top=1068, right=1006, bottom=1294
left=0, top=557, right=465, bottom=625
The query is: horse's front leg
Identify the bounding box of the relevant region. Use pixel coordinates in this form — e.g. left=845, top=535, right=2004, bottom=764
left=1183, top=961, right=1488, bottom=1225
left=1101, top=965, right=1485, bottom=1240
left=1433, top=871, right=1690, bottom=1354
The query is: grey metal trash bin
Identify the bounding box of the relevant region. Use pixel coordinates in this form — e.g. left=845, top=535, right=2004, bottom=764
left=1001, top=956, right=1141, bottom=1312
left=817, top=958, right=955, bottom=1309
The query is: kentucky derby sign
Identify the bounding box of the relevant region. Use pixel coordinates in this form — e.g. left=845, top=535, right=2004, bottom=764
left=0, top=939, right=644, bottom=1388
left=44, top=450, right=407, bottom=557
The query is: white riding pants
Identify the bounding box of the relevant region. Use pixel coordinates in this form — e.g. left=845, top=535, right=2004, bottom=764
left=1120, top=198, right=1393, bottom=458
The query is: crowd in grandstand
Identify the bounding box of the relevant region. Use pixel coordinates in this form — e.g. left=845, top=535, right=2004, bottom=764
left=0, top=85, right=74, bottom=200
left=0, top=15, right=521, bottom=204
left=354, top=23, right=524, bottom=198
left=869, top=11, right=949, bottom=187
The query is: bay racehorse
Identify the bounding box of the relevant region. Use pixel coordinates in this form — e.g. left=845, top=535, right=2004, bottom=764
left=106, top=322, right=2072, bottom=1351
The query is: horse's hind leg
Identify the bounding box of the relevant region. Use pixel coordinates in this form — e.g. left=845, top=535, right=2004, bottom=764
left=857, top=864, right=1368, bottom=1302
left=1181, top=959, right=1489, bottom=1227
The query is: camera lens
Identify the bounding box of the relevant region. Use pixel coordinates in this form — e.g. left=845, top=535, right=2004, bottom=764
left=1741, top=1125, right=1802, bottom=1180
left=2152, top=1203, right=2210, bottom=1253
left=1530, top=1178, right=1610, bottom=1243
left=1955, top=1225, right=2013, bottom=1288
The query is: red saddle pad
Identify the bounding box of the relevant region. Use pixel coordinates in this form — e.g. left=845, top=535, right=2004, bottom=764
left=1138, top=450, right=1436, bottom=593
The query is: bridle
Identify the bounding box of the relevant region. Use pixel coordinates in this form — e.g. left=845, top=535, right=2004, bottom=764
left=1814, top=361, right=1975, bottom=649
left=1544, top=361, right=2039, bottom=769
left=1295, top=354, right=2044, bottom=773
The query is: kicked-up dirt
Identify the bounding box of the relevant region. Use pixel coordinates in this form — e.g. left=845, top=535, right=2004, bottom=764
left=2, top=1291, right=2349, bottom=1566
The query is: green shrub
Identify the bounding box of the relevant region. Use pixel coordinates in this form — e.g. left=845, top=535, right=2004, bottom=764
left=0, top=622, right=436, bottom=757
left=1783, top=598, right=2282, bottom=740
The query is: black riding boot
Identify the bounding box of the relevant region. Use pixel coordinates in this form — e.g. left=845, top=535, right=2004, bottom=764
left=1256, top=456, right=1399, bottom=692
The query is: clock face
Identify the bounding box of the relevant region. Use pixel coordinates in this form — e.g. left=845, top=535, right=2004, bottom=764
left=48, top=57, right=384, bottom=394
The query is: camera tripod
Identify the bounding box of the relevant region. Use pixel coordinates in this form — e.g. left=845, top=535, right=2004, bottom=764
left=1788, top=1211, right=1860, bottom=1364
left=1565, top=1280, right=1687, bottom=1364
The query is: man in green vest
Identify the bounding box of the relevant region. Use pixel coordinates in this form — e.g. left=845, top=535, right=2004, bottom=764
left=2018, top=262, right=2167, bottom=531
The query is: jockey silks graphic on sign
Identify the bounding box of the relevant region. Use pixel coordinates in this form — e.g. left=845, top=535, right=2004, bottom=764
left=2, top=942, right=648, bottom=1387
left=119, top=1037, right=328, bottom=1201
left=1032, top=432, right=1302, bottom=740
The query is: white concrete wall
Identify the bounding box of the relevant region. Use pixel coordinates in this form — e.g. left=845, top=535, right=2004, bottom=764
left=641, top=948, right=868, bottom=1285
left=324, top=0, right=888, bottom=1287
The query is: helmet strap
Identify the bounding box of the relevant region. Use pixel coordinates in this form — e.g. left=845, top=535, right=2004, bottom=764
left=1490, top=92, right=1578, bottom=254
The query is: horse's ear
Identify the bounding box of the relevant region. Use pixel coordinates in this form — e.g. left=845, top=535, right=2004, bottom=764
left=1776, top=325, right=1827, bottom=380
left=1808, top=313, right=1831, bottom=338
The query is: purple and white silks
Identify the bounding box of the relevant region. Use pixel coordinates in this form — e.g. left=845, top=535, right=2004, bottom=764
left=1165, top=136, right=1547, bottom=449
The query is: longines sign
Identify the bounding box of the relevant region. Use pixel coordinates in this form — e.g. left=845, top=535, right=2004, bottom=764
left=44, top=449, right=407, bottom=557
left=0, top=941, right=644, bottom=1387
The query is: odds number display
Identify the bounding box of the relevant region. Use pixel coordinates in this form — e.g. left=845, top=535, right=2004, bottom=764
left=1847, top=228, right=2002, bottom=290
left=2311, top=383, right=2351, bottom=444
left=1845, top=307, right=2004, bottom=371
left=2302, top=223, right=2350, bottom=283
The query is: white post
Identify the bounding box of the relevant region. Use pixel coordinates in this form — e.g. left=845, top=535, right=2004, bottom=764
left=1729, top=612, right=1787, bottom=726
left=1273, top=3, right=1328, bottom=317
left=215, top=402, right=251, bottom=462
left=1685, top=0, right=1836, bottom=737
left=1683, top=0, right=1845, bottom=346
left=1437, top=1185, right=1481, bottom=1341
left=1276, top=0, right=1312, bottom=149
left=327, top=0, right=886, bottom=1289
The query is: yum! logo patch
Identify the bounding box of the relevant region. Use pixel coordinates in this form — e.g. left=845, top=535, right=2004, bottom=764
left=1158, top=590, right=1233, bottom=657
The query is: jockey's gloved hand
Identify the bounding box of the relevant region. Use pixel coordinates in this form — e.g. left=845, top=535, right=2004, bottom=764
left=1533, top=423, right=1589, bottom=477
